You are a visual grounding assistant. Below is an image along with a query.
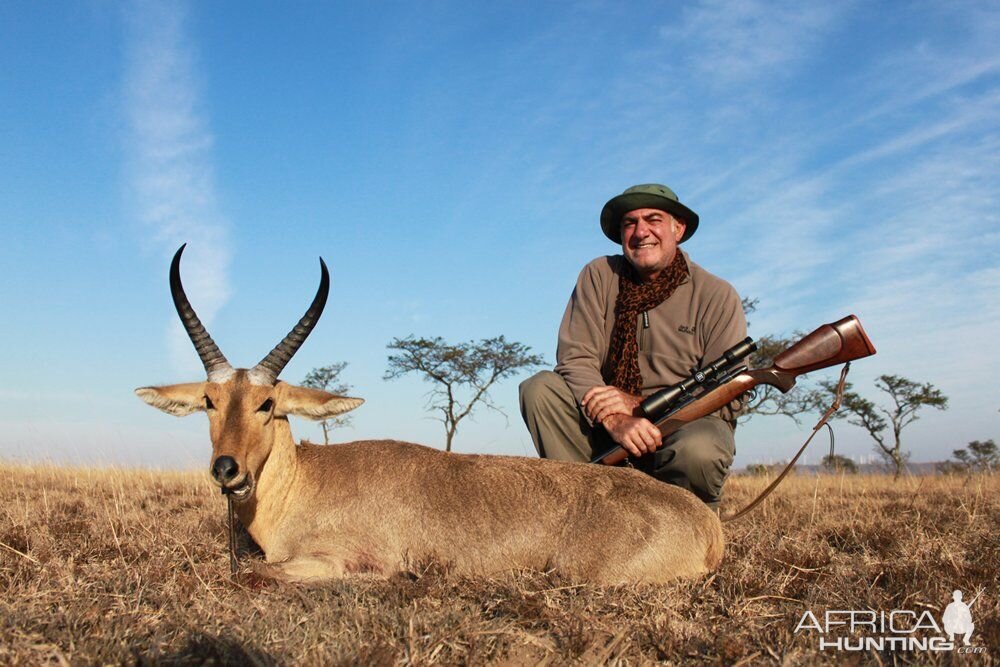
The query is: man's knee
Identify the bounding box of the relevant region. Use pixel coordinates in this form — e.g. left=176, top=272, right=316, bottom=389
left=519, top=371, right=567, bottom=415
left=519, top=371, right=591, bottom=462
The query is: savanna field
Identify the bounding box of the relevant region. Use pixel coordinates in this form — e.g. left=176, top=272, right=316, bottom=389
left=1, top=462, right=996, bottom=665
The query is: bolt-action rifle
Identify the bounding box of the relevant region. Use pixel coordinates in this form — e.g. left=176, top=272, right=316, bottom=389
left=591, top=315, right=877, bottom=466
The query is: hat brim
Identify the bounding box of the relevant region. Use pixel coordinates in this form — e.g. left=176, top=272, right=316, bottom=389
left=600, top=193, right=699, bottom=244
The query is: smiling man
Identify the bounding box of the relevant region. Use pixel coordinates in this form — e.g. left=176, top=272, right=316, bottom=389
left=519, top=183, right=747, bottom=509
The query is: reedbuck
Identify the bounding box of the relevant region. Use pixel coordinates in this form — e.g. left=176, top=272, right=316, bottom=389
left=136, top=246, right=723, bottom=583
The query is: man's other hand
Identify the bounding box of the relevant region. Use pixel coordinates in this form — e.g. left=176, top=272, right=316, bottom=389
left=582, top=385, right=642, bottom=423
left=601, top=413, right=661, bottom=457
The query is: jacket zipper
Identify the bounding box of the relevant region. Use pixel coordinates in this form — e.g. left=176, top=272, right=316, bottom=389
left=639, top=311, right=649, bottom=350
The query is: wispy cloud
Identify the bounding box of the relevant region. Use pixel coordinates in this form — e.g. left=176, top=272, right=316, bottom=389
left=660, top=0, right=844, bottom=86
left=840, top=90, right=1000, bottom=169
left=123, top=0, right=230, bottom=372
left=854, top=55, right=1000, bottom=126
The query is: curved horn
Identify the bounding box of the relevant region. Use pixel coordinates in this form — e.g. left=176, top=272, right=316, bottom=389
left=249, top=258, right=329, bottom=385
left=169, top=244, right=234, bottom=382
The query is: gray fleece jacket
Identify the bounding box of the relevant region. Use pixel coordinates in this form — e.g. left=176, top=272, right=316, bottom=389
left=554, top=251, right=747, bottom=426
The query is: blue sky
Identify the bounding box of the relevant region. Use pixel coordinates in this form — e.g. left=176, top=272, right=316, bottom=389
left=1, top=1, right=996, bottom=469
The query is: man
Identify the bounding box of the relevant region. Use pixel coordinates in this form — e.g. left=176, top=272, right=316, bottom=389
left=519, top=183, right=746, bottom=508
left=942, top=590, right=976, bottom=646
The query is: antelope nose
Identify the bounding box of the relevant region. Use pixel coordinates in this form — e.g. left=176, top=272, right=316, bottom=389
left=211, top=456, right=239, bottom=484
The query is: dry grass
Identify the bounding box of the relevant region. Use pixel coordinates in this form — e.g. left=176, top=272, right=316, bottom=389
left=1, top=463, right=996, bottom=665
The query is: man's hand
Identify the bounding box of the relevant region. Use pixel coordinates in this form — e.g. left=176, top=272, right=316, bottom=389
left=601, top=413, right=662, bottom=458
left=582, top=385, right=642, bottom=424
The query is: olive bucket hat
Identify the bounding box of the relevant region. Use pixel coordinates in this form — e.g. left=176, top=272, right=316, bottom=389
left=600, top=183, right=700, bottom=244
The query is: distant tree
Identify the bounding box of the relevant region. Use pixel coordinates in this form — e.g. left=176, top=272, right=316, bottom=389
left=384, top=335, right=545, bottom=452
left=936, top=460, right=967, bottom=475
left=812, top=375, right=948, bottom=480
left=822, top=454, right=858, bottom=474
left=302, top=362, right=353, bottom=445
left=950, top=439, right=998, bottom=474
left=738, top=298, right=813, bottom=424
left=744, top=461, right=790, bottom=476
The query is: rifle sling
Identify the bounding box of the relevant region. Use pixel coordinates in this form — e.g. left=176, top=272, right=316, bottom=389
left=721, top=362, right=851, bottom=523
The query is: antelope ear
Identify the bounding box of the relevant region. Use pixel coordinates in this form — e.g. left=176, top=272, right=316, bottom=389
left=275, top=383, right=364, bottom=420
left=135, top=383, right=207, bottom=417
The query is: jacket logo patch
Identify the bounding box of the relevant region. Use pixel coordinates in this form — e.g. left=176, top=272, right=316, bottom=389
left=678, top=325, right=697, bottom=335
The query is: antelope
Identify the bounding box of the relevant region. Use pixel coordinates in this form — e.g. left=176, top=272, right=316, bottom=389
left=136, top=246, right=724, bottom=583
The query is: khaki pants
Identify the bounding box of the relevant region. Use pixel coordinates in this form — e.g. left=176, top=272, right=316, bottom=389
left=519, top=371, right=735, bottom=507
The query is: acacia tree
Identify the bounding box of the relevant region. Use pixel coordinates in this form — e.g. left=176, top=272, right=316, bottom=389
left=738, top=298, right=813, bottom=424
left=384, top=335, right=545, bottom=452
left=813, top=374, right=948, bottom=480
left=950, top=439, right=998, bottom=474
left=302, top=362, right=353, bottom=444
left=822, top=454, right=858, bottom=474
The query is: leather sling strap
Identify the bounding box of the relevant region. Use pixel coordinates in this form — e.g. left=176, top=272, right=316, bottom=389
left=722, top=363, right=851, bottom=523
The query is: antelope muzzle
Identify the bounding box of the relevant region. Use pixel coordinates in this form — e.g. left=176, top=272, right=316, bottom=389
left=211, top=455, right=254, bottom=500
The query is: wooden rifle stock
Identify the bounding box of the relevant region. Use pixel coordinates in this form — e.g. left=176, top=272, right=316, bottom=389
left=598, top=315, right=876, bottom=466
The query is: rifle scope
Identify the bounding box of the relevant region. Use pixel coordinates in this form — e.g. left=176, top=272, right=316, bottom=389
left=640, top=336, right=757, bottom=420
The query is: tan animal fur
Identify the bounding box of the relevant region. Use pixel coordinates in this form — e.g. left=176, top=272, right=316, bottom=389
left=136, top=247, right=724, bottom=584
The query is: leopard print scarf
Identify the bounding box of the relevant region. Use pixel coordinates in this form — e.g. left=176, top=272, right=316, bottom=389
left=602, top=252, right=689, bottom=395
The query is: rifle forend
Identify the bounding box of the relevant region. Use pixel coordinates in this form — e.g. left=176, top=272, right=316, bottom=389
left=596, top=314, right=876, bottom=467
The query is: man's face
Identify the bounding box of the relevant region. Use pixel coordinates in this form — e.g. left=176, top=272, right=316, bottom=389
left=620, top=208, right=686, bottom=281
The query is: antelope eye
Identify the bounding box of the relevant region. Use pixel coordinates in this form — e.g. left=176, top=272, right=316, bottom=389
left=258, top=398, right=274, bottom=413
left=205, top=396, right=215, bottom=410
